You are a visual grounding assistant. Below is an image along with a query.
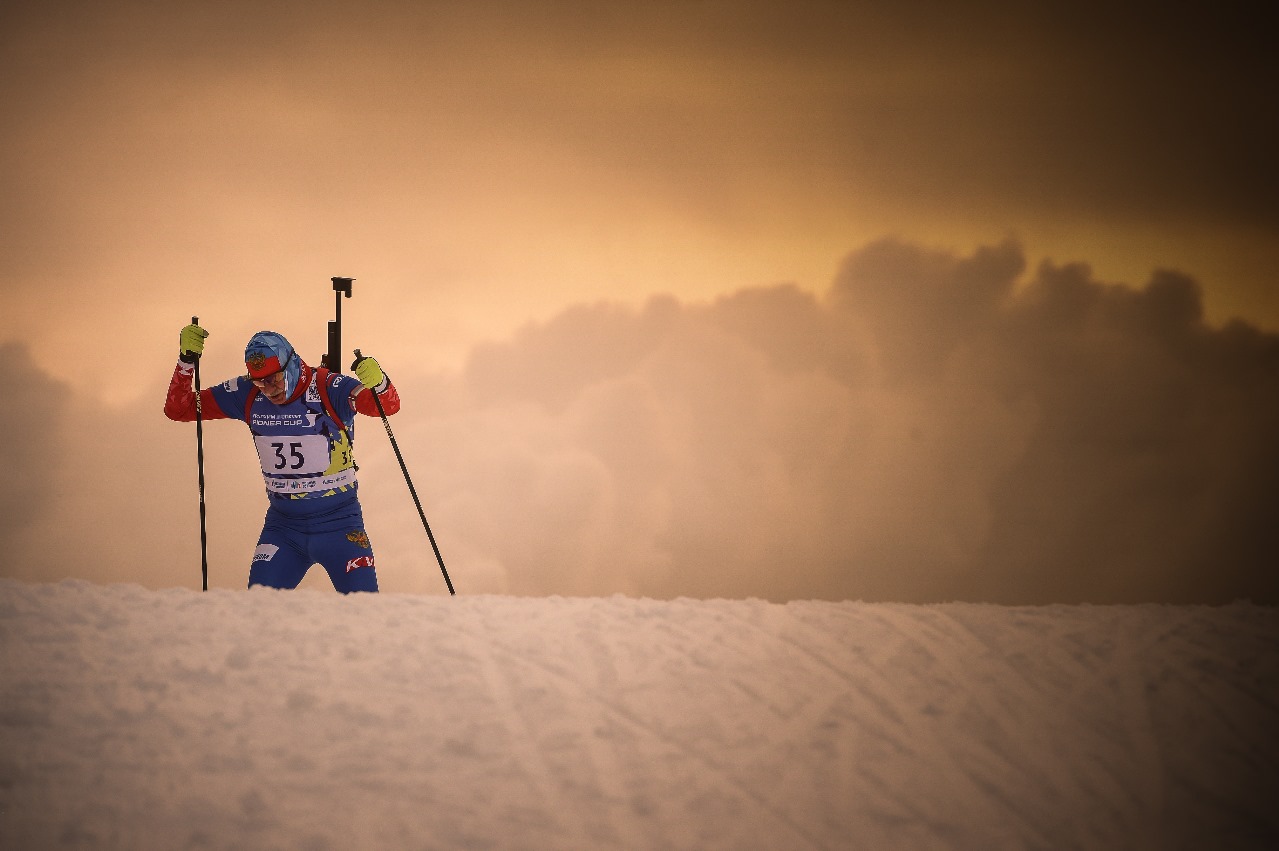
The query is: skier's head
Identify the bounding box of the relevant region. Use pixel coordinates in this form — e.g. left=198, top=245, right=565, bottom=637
left=245, top=331, right=302, bottom=402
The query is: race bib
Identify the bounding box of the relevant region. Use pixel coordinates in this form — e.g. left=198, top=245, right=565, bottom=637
left=254, top=434, right=332, bottom=476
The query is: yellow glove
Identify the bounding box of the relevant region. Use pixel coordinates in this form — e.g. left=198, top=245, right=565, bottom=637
left=179, top=323, right=208, bottom=362
left=352, top=354, right=388, bottom=394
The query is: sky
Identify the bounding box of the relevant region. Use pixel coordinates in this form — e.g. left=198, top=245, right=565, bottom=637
left=1, top=0, right=1276, bottom=602
left=4, top=579, right=1276, bottom=847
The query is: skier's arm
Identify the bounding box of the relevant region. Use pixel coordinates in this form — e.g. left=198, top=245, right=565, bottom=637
left=164, top=361, right=229, bottom=422
left=351, top=355, right=401, bottom=416
left=354, top=381, right=400, bottom=416
left=164, top=322, right=228, bottom=422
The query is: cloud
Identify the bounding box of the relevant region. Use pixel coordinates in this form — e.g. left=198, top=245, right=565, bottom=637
left=2, top=356, right=265, bottom=589
left=0, top=342, right=69, bottom=559
left=972, top=261, right=1279, bottom=603
left=366, top=237, right=1278, bottom=603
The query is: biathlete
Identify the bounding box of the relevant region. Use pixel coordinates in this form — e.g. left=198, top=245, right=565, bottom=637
left=164, top=323, right=399, bottom=593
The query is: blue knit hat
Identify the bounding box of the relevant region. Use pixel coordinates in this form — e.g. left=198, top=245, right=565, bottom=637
left=245, top=331, right=302, bottom=398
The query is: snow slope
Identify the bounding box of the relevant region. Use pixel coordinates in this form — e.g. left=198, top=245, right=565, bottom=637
left=1, top=579, right=1276, bottom=850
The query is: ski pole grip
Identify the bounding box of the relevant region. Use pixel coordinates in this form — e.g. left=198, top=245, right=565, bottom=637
left=188, top=316, right=201, bottom=360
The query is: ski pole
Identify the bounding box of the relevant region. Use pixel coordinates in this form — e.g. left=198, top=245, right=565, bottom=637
left=192, top=316, right=209, bottom=592
left=354, top=349, right=455, bottom=595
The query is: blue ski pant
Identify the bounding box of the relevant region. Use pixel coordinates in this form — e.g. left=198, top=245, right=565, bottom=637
left=248, top=494, right=379, bottom=593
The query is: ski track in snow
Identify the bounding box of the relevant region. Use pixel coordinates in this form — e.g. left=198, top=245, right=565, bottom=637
left=0, top=578, right=1276, bottom=850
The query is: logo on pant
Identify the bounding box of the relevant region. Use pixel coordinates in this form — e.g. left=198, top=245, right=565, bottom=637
left=346, top=530, right=370, bottom=548
left=345, top=555, right=375, bottom=573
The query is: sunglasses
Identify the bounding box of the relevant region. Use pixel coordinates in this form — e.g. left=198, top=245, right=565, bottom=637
left=250, top=370, right=285, bottom=387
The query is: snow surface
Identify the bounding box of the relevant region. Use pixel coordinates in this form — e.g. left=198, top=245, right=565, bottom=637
left=1, top=579, right=1276, bottom=850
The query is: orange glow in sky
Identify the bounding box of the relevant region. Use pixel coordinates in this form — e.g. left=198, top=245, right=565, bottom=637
left=2, top=1, right=1275, bottom=602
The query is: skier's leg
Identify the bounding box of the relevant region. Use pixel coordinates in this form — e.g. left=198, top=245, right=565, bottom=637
left=247, top=518, right=312, bottom=590
left=311, top=515, right=379, bottom=594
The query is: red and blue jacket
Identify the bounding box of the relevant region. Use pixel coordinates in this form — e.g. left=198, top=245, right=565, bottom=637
left=165, top=359, right=400, bottom=505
